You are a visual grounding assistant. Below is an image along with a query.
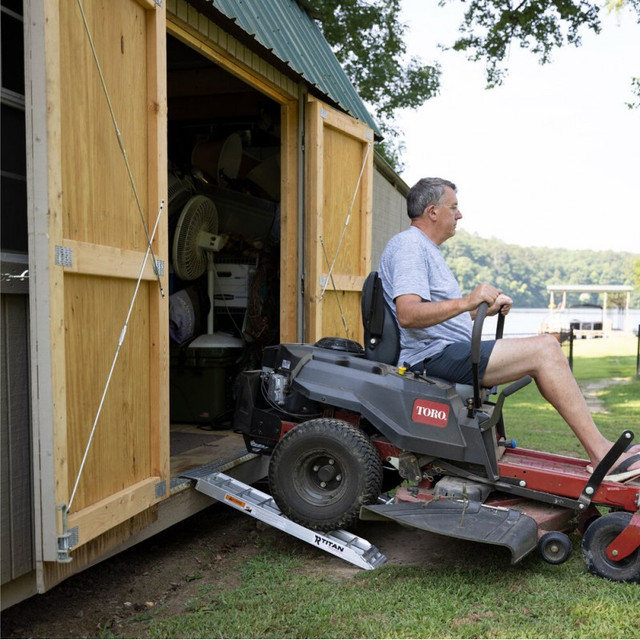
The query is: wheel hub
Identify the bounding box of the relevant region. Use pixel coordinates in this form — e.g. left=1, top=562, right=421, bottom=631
left=317, top=464, right=337, bottom=482
left=311, top=457, right=342, bottom=489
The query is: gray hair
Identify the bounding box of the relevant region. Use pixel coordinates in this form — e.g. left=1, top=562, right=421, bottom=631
left=407, top=177, right=457, bottom=219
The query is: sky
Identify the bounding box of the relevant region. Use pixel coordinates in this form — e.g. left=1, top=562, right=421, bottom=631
left=395, top=0, right=640, bottom=253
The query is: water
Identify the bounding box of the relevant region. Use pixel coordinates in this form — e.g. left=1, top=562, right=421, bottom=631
left=481, top=307, right=640, bottom=338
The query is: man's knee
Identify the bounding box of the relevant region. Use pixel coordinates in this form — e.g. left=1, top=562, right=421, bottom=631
left=536, top=333, right=567, bottom=363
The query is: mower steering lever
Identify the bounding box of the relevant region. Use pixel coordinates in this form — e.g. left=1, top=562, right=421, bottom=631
left=577, top=430, right=635, bottom=510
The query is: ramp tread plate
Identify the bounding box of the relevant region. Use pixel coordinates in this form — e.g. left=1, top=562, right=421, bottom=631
left=178, top=448, right=258, bottom=480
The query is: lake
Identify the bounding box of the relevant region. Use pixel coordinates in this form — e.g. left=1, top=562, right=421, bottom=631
left=481, top=307, right=640, bottom=338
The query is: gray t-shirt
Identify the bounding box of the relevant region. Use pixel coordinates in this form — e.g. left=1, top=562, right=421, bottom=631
left=378, top=226, right=472, bottom=367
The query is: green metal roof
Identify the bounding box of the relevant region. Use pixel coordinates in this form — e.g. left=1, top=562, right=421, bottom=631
left=201, top=0, right=381, bottom=136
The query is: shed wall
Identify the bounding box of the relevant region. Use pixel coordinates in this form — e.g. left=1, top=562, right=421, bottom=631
left=371, top=165, right=408, bottom=270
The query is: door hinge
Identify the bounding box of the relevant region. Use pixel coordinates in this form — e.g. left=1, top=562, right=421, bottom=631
left=154, top=258, right=165, bottom=276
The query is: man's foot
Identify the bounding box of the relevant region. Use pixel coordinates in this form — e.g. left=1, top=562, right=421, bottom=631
left=587, top=444, right=640, bottom=477
left=603, top=452, right=640, bottom=483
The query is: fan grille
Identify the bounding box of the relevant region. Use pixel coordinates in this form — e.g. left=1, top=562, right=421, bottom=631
left=172, top=195, right=218, bottom=281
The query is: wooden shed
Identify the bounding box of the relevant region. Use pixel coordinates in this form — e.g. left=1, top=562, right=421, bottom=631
left=1, top=0, right=409, bottom=607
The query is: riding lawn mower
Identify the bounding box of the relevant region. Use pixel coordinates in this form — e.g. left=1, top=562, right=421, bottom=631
left=234, top=272, right=640, bottom=582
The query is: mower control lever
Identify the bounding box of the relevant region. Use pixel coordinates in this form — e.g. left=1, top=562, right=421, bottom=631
left=578, top=430, right=635, bottom=510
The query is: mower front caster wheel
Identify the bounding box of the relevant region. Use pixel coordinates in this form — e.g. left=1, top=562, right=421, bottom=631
left=269, top=418, right=383, bottom=531
left=582, top=512, right=640, bottom=583
left=538, top=531, right=572, bottom=565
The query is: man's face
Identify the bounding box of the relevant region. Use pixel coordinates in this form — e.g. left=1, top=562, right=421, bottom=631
left=433, top=186, right=463, bottom=242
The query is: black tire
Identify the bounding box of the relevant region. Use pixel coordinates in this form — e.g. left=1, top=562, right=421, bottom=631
left=538, top=531, right=572, bottom=565
left=582, top=512, right=640, bottom=583
left=268, top=418, right=383, bottom=531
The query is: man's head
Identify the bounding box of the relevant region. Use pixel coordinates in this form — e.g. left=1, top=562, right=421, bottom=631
left=407, top=177, right=457, bottom=219
left=407, top=177, right=462, bottom=245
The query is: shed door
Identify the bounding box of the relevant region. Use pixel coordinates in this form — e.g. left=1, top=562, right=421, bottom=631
left=29, top=0, right=168, bottom=563
left=305, top=97, right=374, bottom=343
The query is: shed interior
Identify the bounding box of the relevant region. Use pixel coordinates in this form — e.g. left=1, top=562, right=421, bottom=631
left=166, top=35, right=283, bottom=474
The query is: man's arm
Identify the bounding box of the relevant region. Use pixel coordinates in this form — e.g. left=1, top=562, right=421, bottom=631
left=395, top=294, right=472, bottom=328
left=395, top=283, right=512, bottom=329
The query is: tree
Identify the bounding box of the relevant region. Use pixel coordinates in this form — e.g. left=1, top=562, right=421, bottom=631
left=311, top=0, right=640, bottom=168
left=448, top=0, right=640, bottom=88
left=311, top=0, right=440, bottom=169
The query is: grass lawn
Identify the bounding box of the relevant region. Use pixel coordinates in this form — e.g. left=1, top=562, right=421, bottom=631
left=143, top=335, right=640, bottom=639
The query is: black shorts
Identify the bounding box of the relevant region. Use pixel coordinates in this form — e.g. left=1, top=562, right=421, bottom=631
left=409, top=340, right=497, bottom=385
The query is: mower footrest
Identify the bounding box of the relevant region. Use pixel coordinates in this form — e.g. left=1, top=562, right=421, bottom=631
left=361, top=499, right=538, bottom=564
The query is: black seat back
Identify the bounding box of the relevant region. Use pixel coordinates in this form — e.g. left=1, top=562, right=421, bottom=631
left=361, top=271, right=400, bottom=364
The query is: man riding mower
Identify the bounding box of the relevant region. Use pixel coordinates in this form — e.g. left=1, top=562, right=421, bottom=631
left=234, top=271, right=640, bottom=583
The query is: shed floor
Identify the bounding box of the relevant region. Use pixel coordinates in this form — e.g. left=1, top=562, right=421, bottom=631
left=169, top=424, right=249, bottom=477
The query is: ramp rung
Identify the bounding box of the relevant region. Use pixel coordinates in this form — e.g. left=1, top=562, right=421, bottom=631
left=192, top=471, right=386, bottom=570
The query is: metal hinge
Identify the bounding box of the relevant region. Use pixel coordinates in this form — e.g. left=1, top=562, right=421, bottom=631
left=154, top=258, right=165, bottom=277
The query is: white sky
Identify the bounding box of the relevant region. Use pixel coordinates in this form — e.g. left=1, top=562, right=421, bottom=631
left=396, top=0, right=640, bottom=253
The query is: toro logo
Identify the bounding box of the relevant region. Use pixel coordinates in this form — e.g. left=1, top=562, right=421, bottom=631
left=411, top=399, right=450, bottom=427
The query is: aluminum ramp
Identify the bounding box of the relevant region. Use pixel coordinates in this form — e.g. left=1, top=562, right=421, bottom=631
left=186, top=470, right=387, bottom=570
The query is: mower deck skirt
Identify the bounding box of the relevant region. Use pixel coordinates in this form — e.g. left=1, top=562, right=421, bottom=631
left=361, top=499, right=539, bottom=564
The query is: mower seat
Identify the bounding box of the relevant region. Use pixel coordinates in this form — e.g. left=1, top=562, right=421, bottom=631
left=361, top=271, right=475, bottom=400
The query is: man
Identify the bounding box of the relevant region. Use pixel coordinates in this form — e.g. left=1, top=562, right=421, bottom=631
left=378, top=177, right=640, bottom=478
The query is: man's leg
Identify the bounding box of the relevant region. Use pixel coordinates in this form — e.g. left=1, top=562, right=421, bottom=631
left=481, top=334, right=640, bottom=471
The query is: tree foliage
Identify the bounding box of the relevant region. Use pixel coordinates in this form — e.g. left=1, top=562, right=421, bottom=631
left=442, top=230, right=640, bottom=307
left=311, top=0, right=640, bottom=167
left=311, top=0, right=440, bottom=168
left=448, top=0, right=640, bottom=87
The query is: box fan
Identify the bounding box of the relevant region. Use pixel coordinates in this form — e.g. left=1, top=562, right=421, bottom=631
left=172, top=194, right=243, bottom=349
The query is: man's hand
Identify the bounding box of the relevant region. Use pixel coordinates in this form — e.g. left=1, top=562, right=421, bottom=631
left=488, top=293, right=513, bottom=317
left=468, top=284, right=512, bottom=318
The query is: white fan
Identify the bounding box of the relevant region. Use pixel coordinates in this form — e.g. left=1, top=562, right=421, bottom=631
left=167, top=172, right=193, bottom=217
left=172, top=195, right=243, bottom=349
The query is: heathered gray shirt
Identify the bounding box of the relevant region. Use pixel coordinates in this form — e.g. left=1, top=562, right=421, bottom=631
left=378, top=226, right=472, bottom=367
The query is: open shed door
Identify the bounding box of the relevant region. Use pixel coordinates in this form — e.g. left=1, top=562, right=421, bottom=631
left=26, top=0, right=168, bottom=570
left=305, top=97, right=374, bottom=343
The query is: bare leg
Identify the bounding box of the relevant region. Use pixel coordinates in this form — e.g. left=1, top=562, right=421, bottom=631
left=481, top=334, right=640, bottom=471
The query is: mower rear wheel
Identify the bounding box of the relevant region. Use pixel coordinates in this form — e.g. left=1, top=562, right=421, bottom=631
left=538, top=531, right=572, bottom=565
left=269, top=418, right=383, bottom=531
left=582, top=512, right=640, bottom=583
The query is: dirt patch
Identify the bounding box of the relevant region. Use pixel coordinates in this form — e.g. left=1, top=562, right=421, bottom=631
left=1, top=502, right=509, bottom=639
left=2, top=506, right=262, bottom=639
left=579, top=377, right=630, bottom=413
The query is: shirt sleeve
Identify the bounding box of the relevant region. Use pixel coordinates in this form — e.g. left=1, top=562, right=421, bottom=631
left=380, top=230, right=432, bottom=303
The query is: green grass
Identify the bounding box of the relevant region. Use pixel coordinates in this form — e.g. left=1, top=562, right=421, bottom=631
left=144, top=552, right=640, bottom=638
left=146, top=549, right=640, bottom=639
left=142, top=335, right=640, bottom=639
